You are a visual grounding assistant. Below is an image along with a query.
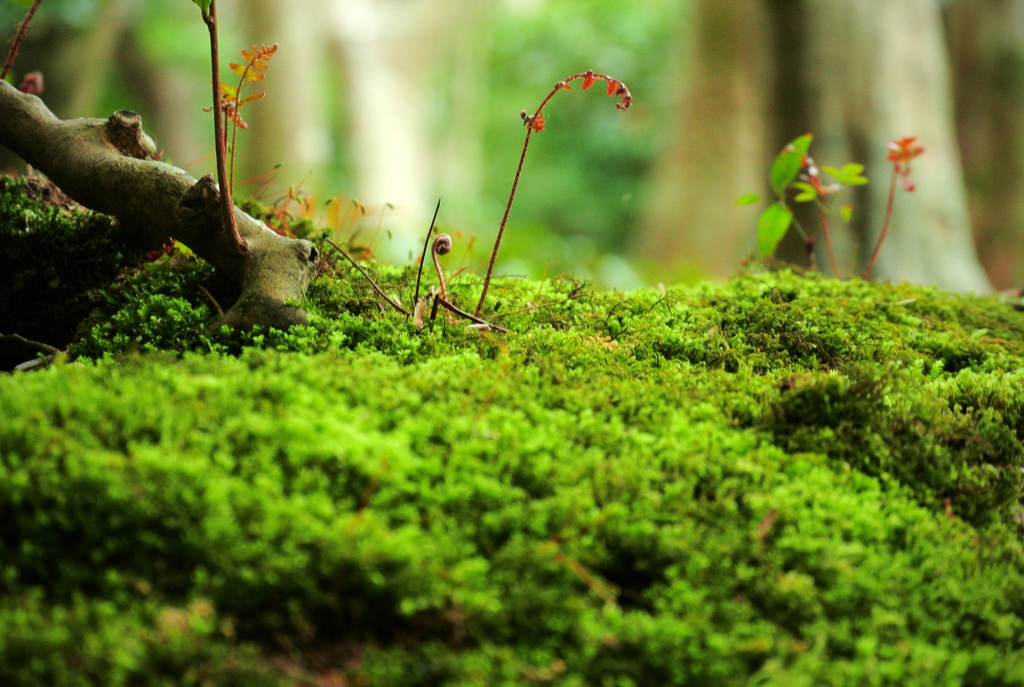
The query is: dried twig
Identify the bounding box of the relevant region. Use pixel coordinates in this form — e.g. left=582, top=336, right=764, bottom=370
left=197, top=284, right=224, bottom=315
left=1, top=331, right=60, bottom=356
left=413, top=199, right=441, bottom=308
left=324, top=238, right=410, bottom=316
left=432, top=297, right=509, bottom=334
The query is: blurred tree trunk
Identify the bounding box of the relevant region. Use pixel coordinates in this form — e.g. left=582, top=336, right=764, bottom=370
left=237, top=0, right=328, bottom=198
left=639, top=2, right=773, bottom=280
left=323, top=0, right=437, bottom=256
left=642, top=0, right=991, bottom=292
left=947, top=1, right=1024, bottom=290
left=323, top=0, right=483, bottom=257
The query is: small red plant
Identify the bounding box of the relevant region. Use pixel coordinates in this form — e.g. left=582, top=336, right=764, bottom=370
left=191, top=0, right=278, bottom=255
left=474, top=69, right=632, bottom=317
left=222, top=43, right=278, bottom=189
left=863, top=136, right=924, bottom=279
left=191, top=0, right=243, bottom=251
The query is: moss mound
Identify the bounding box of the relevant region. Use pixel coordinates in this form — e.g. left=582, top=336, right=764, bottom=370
left=2, top=192, right=1024, bottom=684
left=0, top=176, right=143, bottom=369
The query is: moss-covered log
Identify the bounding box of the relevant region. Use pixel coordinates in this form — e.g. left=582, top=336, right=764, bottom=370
left=0, top=80, right=317, bottom=330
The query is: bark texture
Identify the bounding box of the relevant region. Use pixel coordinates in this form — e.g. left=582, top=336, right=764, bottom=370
left=0, top=80, right=318, bottom=330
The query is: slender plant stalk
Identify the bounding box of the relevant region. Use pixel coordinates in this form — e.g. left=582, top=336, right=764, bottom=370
left=228, top=107, right=240, bottom=191
left=818, top=205, right=840, bottom=277
left=1, top=0, right=43, bottom=81
left=201, top=0, right=245, bottom=252
left=474, top=70, right=631, bottom=318
left=474, top=121, right=536, bottom=317
left=434, top=298, right=509, bottom=334
left=863, top=169, right=898, bottom=280
left=431, top=235, right=452, bottom=302
left=226, top=43, right=277, bottom=189
left=413, top=199, right=441, bottom=308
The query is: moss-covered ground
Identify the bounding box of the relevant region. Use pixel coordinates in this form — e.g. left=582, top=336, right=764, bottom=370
left=2, top=179, right=1024, bottom=685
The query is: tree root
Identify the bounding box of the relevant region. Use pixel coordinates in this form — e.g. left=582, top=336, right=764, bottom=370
left=0, top=81, right=318, bottom=330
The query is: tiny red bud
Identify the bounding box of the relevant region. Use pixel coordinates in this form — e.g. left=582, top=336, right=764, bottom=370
left=17, top=71, right=43, bottom=96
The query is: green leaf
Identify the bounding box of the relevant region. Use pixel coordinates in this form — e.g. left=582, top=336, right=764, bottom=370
left=735, top=194, right=762, bottom=206
left=191, top=0, right=213, bottom=16
left=841, top=162, right=869, bottom=186
left=840, top=205, right=854, bottom=223
left=769, top=150, right=804, bottom=198
left=768, top=135, right=812, bottom=197
left=757, top=202, right=793, bottom=257
left=824, top=163, right=868, bottom=186
left=792, top=182, right=818, bottom=203
left=790, top=133, right=813, bottom=154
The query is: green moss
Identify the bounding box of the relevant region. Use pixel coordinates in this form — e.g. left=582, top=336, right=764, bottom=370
left=0, top=175, right=141, bottom=368
left=3, top=238, right=1024, bottom=684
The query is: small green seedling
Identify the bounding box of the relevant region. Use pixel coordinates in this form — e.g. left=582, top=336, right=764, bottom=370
left=739, top=133, right=922, bottom=279
left=738, top=133, right=868, bottom=275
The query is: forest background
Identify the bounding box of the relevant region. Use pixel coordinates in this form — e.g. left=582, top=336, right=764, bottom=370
left=1, top=0, right=1022, bottom=293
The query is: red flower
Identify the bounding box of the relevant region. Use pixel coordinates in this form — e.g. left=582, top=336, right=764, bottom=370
left=887, top=136, right=924, bottom=167
left=521, top=110, right=544, bottom=132
left=581, top=70, right=596, bottom=90
left=887, top=136, right=924, bottom=191
left=609, top=80, right=631, bottom=110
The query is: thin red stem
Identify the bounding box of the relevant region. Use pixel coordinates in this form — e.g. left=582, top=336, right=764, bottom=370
left=819, top=204, right=840, bottom=277
left=863, top=168, right=898, bottom=280
left=474, top=71, right=629, bottom=317
left=228, top=112, right=238, bottom=190
left=1, top=0, right=43, bottom=81
left=228, top=54, right=256, bottom=189
left=203, top=1, right=245, bottom=253
left=474, top=124, right=534, bottom=317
